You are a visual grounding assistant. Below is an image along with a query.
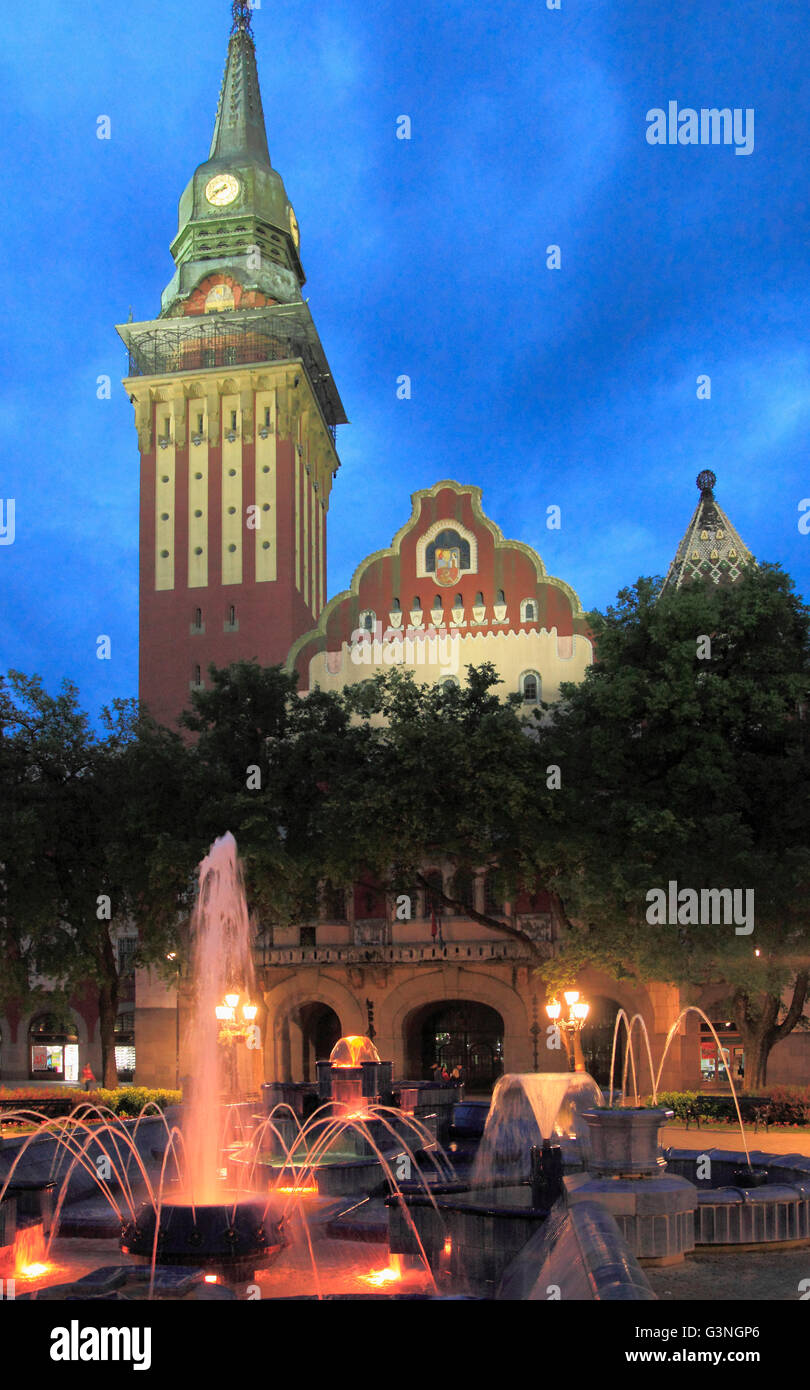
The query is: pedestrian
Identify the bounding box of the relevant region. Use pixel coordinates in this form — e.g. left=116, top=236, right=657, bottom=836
left=81, top=1063, right=95, bottom=1092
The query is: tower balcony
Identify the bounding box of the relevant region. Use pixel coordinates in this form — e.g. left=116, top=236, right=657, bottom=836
left=118, top=303, right=347, bottom=439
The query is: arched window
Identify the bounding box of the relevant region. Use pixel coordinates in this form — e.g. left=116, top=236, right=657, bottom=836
left=324, top=881, right=347, bottom=921
left=452, top=867, right=476, bottom=914
left=520, top=598, right=537, bottom=623
left=474, top=591, right=484, bottom=606
left=359, top=609, right=376, bottom=633
left=193, top=665, right=202, bottom=686
left=423, top=869, right=444, bottom=917
left=412, top=596, right=422, bottom=611
left=497, top=589, right=505, bottom=605
left=484, top=870, right=504, bottom=915
left=193, top=607, right=202, bottom=630
left=439, top=675, right=459, bottom=691
left=425, top=529, right=471, bottom=574
left=228, top=605, right=235, bottom=625
left=520, top=670, right=541, bottom=703
left=391, top=597, right=401, bottom=612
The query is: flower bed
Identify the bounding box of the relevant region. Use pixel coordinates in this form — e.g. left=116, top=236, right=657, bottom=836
left=0, top=1086, right=181, bottom=1122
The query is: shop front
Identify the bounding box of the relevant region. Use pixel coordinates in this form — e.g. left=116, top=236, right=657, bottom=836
left=700, top=1018, right=745, bottom=1088
left=29, top=1014, right=80, bottom=1082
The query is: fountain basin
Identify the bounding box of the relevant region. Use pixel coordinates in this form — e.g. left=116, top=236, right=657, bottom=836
left=580, top=1108, right=673, bottom=1177
left=121, top=1198, right=284, bottom=1278
left=387, top=1182, right=553, bottom=1293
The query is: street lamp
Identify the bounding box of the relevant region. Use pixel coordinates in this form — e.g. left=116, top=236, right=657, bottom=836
left=167, top=952, right=180, bottom=1090
left=214, top=992, right=259, bottom=1096
left=546, top=991, right=590, bottom=1072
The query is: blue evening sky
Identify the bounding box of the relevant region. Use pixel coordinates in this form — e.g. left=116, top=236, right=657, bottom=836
left=2, top=0, right=809, bottom=720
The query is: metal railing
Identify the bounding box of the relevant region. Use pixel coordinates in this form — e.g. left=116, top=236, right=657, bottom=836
left=255, top=938, right=537, bottom=967
left=125, top=318, right=339, bottom=440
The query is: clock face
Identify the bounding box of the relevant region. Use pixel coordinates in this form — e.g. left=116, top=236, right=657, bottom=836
left=288, top=206, right=300, bottom=249
left=205, top=173, right=240, bottom=207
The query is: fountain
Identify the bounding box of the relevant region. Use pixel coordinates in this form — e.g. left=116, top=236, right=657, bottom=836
left=4, top=849, right=810, bottom=1301
left=121, top=834, right=284, bottom=1279
left=388, top=1071, right=604, bottom=1293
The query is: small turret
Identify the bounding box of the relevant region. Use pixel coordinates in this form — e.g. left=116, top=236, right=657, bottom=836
left=661, top=471, right=753, bottom=592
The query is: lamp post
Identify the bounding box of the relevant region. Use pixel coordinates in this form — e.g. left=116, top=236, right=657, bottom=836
left=215, top=992, right=258, bottom=1097
left=166, top=952, right=180, bottom=1091
left=546, top=991, right=590, bottom=1072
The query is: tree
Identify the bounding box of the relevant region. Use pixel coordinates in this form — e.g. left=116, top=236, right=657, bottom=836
left=534, top=565, right=810, bottom=1087
left=181, top=660, right=553, bottom=955
left=0, top=673, right=197, bottom=1086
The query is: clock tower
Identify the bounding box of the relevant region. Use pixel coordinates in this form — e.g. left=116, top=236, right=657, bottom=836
left=118, top=0, right=346, bottom=727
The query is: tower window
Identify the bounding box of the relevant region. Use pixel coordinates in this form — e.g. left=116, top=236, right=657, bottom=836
left=228, top=605, right=235, bottom=625
left=193, top=665, right=201, bottom=686
left=197, top=413, right=204, bottom=434
left=264, top=407, right=271, bottom=427
left=391, top=597, right=401, bottom=612
left=412, top=596, right=421, bottom=611
left=194, top=608, right=202, bottom=629
left=230, top=410, right=237, bottom=430
left=497, top=589, right=505, bottom=605
left=520, top=599, right=537, bottom=623
left=475, top=592, right=484, bottom=606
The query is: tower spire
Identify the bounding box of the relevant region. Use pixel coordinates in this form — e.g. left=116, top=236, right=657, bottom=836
left=210, top=1, right=269, bottom=163
left=231, top=0, right=254, bottom=34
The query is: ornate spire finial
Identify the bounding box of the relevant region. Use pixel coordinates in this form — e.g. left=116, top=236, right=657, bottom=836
left=696, top=470, right=716, bottom=497
left=231, top=0, right=253, bottom=35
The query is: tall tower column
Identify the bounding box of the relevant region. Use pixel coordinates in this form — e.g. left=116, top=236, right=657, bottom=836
left=117, top=3, right=346, bottom=726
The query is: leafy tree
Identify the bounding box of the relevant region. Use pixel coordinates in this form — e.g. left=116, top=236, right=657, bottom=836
left=181, top=660, right=553, bottom=956
left=0, top=673, right=197, bottom=1086
left=535, top=565, right=810, bottom=1087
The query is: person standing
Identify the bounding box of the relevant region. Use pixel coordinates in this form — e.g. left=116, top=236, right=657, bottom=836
left=81, top=1063, right=95, bottom=1092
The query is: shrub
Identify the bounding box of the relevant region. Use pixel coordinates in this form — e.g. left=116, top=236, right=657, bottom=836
left=0, top=1086, right=181, bottom=1118
left=655, top=1087, right=810, bottom=1129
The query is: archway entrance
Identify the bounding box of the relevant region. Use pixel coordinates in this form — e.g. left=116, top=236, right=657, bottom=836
left=293, top=1003, right=342, bottom=1082
left=406, top=1000, right=504, bottom=1091
left=580, top=996, right=625, bottom=1089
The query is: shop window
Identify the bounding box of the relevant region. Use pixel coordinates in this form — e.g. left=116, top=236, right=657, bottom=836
left=29, top=1013, right=79, bottom=1082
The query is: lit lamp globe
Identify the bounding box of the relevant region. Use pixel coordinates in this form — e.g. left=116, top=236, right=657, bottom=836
left=329, top=1035, right=381, bottom=1068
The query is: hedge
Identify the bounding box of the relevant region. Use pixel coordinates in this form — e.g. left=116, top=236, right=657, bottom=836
left=656, top=1086, right=810, bottom=1129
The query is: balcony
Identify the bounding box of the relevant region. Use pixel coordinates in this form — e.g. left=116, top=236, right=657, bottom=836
left=255, top=935, right=546, bottom=969
left=119, top=304, right=347, bottom=438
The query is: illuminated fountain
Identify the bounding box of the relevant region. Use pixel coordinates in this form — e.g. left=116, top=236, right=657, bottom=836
left=121, top=833, right=284, bottom=1278
left=389, top=1069, right=604, bottom=1293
